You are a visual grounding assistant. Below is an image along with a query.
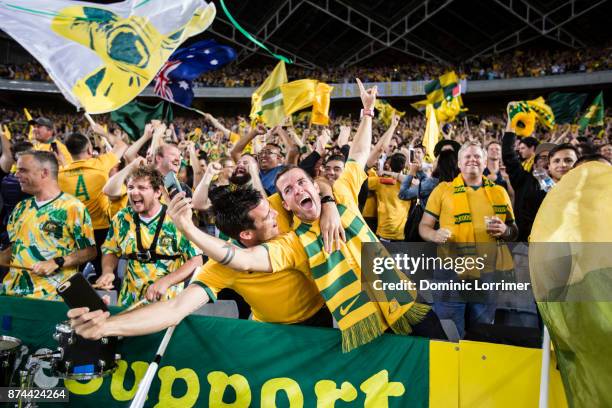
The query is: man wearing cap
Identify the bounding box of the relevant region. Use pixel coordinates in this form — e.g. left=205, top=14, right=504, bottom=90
left=30, top=117, right=72, bottom=166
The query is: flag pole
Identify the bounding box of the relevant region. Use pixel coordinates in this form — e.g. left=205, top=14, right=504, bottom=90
left=538, top=325, right=551, bottom=408
left=128, top=266, right=202, bottom=408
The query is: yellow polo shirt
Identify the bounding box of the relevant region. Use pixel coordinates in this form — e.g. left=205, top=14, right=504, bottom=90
left=425, top=182, right=514, bottom=243
left=34, top=140, right=72, bottom=166
left=368, top=176, right=411, bottom=240
left=58, top=153, right=119, bottom=230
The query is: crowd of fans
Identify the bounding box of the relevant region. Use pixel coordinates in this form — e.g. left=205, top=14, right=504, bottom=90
left=0, top=82, right=609, bottom=353
left=1, top=44, right=610, bottom=86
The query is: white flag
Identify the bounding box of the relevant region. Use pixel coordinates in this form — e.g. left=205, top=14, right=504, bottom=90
left=0, top=0, right=216, bottom=113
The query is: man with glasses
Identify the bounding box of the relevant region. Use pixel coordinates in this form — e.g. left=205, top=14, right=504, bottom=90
left=230, top=125, right=295, bottom=195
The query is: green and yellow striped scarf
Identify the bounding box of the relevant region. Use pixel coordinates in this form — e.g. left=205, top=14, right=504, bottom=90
left=449, top=175, right=513, bottom=276
left=294, top=204, right=429, bottom=353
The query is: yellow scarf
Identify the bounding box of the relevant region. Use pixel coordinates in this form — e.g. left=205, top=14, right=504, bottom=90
left=295, top=206, right=430, bottom=353
left=522, top=155, right=534, bottom=172
left=448, top=175, right=514, bottom=277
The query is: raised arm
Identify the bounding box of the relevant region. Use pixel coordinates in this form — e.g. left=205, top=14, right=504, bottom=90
left=103, top=157, right=145, bottom=199
left=204, top=112, right=231, bottom=138
left=367, top=113, right=399, bottom=168
left=273, top=126, right=299, bottom=165
left=192, top=162, right=221, bottom=211
left=186, top=141, right=204, bottom=187
left=68, top=284, right=211, bottom=339
left=90, top=122, right=128, bottom=159
left=168, top=193, right=272, bottom=273
left=244, top=155, right=267, bottom=198
left=230, top=124, right=266, bottom=163
left=348, top=79, right=377, bottom=168
left=124, top=124, right=153, bottom=163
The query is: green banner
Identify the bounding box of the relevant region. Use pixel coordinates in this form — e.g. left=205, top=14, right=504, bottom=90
left=0, top=296, right=429, bottom=407
left=110, top=100, right=174, bottom=141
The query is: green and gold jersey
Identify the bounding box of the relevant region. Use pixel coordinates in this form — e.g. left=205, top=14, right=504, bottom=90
left=1, top=193, right=95, bottom=300
left=102, top=206, right=201, bottom=306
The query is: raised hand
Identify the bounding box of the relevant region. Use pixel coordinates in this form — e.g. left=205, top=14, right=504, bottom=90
left=355, top=78, right=377, bottom=111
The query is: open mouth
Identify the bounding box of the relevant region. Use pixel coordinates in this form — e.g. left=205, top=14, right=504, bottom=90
left=131, top=198, right=144, bottom=206
left=299, top=195, right=314, bottom=210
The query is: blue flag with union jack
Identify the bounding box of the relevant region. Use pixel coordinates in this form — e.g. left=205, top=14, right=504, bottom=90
left=154, top=39, right=236, bottom=107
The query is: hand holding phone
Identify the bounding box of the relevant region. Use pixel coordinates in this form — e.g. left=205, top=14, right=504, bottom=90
left=163, top=171, right=183, bottom=199
left=57, top=272, right=108, bottom=312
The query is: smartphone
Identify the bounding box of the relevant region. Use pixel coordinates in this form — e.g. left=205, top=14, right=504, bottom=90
left=409, top=148, right=415, bottom=162
left=57, top=272, right=108, bottom=312
left=163, top=171, right=183, bottom=198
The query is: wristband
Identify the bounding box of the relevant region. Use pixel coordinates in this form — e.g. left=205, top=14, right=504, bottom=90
left=360, top=109, right=374, bottom=119
left=320, top=195, right=336, bottom=205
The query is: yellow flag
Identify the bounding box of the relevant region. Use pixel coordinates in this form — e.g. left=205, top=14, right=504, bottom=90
left=311, top=82, right=333, bottom=125
left=23, top=108, right=34, bottom=140
left=2, top=125, right=11, bottom=140
left=423, top=104, right=439, bottom=160
left=250, top=61, right=288, bottom=127
left=374, top=100, right=405, bottom=127
left=281, top=79, right=317, bottom=116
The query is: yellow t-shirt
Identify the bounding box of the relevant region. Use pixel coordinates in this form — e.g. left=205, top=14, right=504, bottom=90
left=268, top=192, right=292, bottom=233
left=362, top=168, right=378, bottom=218
left=34, top=140, right=73, bottom=166
left=192, top=252, right=323, bottom=324
left=368, top=176, right=411, bottom=240
left=263, top=161, right=386, bottom=327
left=425, top=181, right=514, bottom=243
left=229, top=131, right=241, bottom=144
left=58, top=153, right=119, bottom=230
left=2, top=193, right=95, bottom=300
left=192, top=191, right=323, bottom=324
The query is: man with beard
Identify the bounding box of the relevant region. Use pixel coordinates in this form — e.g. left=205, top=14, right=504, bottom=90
left=0, top=151, right=96, bottom=299
left=230, top=124, right=295, bottom=195
left=93, top=165, right=202, bottom=306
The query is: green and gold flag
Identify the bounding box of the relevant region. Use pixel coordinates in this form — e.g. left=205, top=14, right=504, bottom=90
left=250, top=61, right=288, bottom=127
left=0, top=0, right=216, bottom=113
left=375, top=99, right=405, bottom=127
left=530, top=162, right=612, bottom=408
left=411, top=71, right=465, bottom=123
left=578, top=91, right=604, bottom=132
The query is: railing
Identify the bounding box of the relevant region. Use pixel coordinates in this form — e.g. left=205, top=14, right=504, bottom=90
left=0, top=71, right=609, bottom=99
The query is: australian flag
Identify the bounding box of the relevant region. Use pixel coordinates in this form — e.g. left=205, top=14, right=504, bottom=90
left=154, top=40, right=236, bottom=107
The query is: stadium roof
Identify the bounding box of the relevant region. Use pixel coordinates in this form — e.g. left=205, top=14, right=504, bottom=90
left=0, top=0, right=609, bottom=70
left=203, top=0, right=611, bottom=69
